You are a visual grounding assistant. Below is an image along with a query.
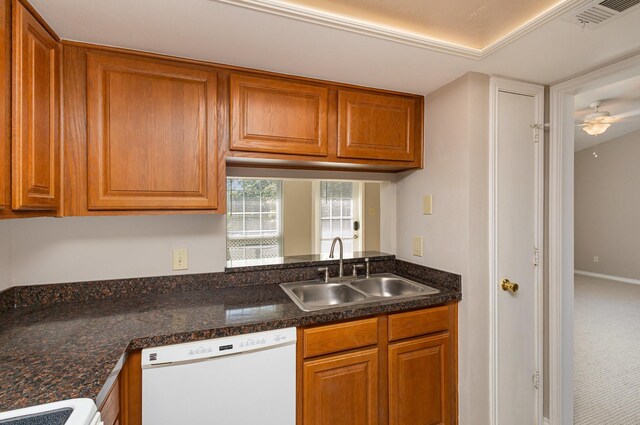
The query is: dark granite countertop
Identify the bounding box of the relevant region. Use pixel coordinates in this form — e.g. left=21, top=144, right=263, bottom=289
left=0, top=261, right=460, bottom=412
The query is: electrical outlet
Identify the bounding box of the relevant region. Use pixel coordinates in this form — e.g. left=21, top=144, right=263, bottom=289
left=593, top=256, right=599, bottom=263
left=412, top=236, right=423, bottom=257
left=173, top=248, right=188, bottom=270
left=423, top=195, right=433, bottom=215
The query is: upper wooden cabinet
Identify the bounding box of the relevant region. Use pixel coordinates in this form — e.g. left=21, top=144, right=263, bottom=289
left=11, top=0, right=60, bottom=210
left=0, top=0, right=10, bottom=212
left=338, top=90, right=418, bottom=162
left=86, top=51, right=220, bottom=210
left=227, top=72, right=423, bottom=171
left=230, top=74, right=328, bottom=157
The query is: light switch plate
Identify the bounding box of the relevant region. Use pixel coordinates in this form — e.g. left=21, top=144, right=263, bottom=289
left=423, top=195, right=432, bottom=215
left=173, top=248, right=188, bottom=270
left=412, top=236, right=423, bottom=257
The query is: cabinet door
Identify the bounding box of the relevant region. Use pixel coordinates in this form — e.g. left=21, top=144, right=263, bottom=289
left=388, top=334, right=450, bottom=425
left=0, top=0, right=9, bottom=210
left=230, top=74, right=328, bottom=156
left=338, top=90, right=417, bottom=162
left=12, top=0, right=60, bottom=210
left=303, top=348, right=378, bottom=425
left=86, top=51, right=218, bottom=210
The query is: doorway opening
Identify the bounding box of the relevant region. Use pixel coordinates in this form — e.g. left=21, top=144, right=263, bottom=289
left=572, top=76, right=640, bottom=424
left=549, top=53, right=640, bottom=425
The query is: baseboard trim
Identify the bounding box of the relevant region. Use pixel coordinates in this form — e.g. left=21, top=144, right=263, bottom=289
left=575, top=270, right=640, bottom=286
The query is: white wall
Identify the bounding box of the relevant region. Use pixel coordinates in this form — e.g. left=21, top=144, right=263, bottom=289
left=396, top=72, right=490, bottom=425
left=3, top=215, right=226, bottom=288
left=0, top=220, right=11, bottom=290
left=575, top=129, right=640, bottom=280
left=283, top=180, right=313, bottom=256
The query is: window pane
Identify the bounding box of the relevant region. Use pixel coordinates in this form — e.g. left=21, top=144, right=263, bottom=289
left=231, top=195, right=243, bottom=213
left=342, top=199, right=351, bottom=217
left=245, top=246, right=260, bottom=260
left=331, top=199, right=341, bottom=217
left=321, top=199, right=330, bottom=217
left=245, top=196, right=260, bottom=213
left=226, top=178, right=283, bottom=261
left=227, top=214, right=243, bottom=234
left=245, top=214, right=260, bottom=232
left=262, top=213, right=277, bottom=232
left=321, top=219, right=331, bottom=238
left=342, top=219, right=352, bottom=237
left=263, top=245, right=279, bottom=258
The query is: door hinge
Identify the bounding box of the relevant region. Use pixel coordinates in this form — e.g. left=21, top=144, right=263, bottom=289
left=533, top=371, right=540, bottom=390
left=534, top=247, right=540, bottom=266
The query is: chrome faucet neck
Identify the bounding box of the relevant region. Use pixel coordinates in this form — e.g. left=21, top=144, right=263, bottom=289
left=329, top=237, right=344, bottom=278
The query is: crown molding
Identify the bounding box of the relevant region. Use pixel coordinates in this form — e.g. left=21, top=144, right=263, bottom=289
left=213, top=0, right=590, bottom=60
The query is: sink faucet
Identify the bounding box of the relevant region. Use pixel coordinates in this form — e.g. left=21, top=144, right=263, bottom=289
left=329, top=237, right=344, bottom=278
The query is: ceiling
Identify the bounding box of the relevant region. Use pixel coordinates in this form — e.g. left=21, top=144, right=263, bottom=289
left=574, top=74, right=640, bottom=151
left=272, top=0, right=562, bottom=49
left=29, top=0, right=640, bottom=97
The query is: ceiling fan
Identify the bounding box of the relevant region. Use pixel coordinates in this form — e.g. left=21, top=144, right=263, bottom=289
left=576, top=101, right=618, bottom=136
left=576, top=100, right=640, bottom=136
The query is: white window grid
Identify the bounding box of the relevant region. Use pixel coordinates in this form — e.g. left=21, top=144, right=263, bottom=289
left=226, top=179, right=283, bottom=261
left=320, top=181, right=355, bottom=256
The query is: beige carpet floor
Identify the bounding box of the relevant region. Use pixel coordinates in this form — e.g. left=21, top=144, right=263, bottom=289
left=574, top=274, right=640, bottom=425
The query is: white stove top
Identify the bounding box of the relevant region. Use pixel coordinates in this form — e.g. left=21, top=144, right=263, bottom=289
left=0, top=399, right=99, bottom=425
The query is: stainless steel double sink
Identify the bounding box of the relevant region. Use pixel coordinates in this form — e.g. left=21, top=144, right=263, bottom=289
left=280, top=273, right=439, bottom=312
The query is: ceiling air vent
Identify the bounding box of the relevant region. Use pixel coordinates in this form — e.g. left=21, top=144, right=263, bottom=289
left=562, top=0, right=640, bottom=28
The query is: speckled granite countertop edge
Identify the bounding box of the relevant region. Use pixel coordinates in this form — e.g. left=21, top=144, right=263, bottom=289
left=125, top=289, right=460, bottom=351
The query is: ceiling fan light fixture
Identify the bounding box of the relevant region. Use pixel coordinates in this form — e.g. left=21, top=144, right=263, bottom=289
left=582, top=122, right=611, bottom=136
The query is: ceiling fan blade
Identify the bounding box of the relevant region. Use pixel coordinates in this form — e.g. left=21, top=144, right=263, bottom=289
left=614, top=108, right=640, bottom=120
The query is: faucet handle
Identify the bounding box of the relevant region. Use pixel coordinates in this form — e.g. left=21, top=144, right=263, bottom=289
left=352, top=264, right=365, bottom=277
left=364, top=258, right=370, bottom=278
left=318, top=267, right=329, bottom=283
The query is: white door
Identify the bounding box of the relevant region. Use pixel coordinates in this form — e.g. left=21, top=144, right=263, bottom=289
left=491, top=79, right=544, bottom=425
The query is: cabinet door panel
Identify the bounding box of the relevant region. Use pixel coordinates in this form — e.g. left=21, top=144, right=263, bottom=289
left=303, top=348, right=378, bottom=425
left=230, top=74, right=328, bottom=156
left=338, top=90, right=416, bottom=162
left=87, top=51, right=218, bottom=210
left=12, top=0, right=59, bottom=210
left=389, top=334, right=450, bottom=425
left=0, top=0, right=9, bottom=210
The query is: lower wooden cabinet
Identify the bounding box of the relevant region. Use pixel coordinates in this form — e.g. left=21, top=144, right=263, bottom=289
left=299, top=304, right=457, bottom=425
left=303, top=348, right=379, bottom=425
left=100, top=375, right=121, bottom=425
left=388, top=334, right=450, bottom=425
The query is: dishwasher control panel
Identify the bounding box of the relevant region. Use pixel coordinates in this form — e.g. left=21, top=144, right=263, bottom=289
left=141, top=327, right=297, bottom=368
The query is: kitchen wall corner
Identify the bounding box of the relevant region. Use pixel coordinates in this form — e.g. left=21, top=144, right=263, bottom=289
left=395, top=71, right=491, bottom=425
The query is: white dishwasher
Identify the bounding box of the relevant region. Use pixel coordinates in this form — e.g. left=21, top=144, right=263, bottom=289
left=141, top=327, right=296, bottom=425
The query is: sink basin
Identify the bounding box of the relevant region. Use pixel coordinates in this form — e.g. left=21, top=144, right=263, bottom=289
left=351, top=276, right=434, bottom=297
left=280, top=273, right=440, bottom=312
left=290, top=283, right=366, bottom=307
